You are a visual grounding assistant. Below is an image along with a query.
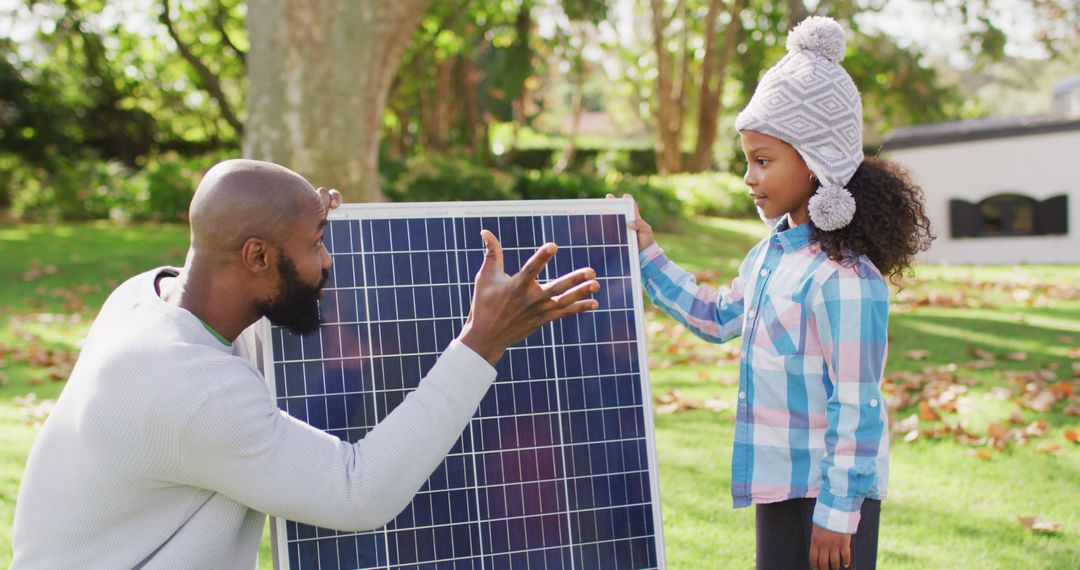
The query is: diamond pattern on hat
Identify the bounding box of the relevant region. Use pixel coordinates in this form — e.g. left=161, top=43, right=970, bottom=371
left=734, top=18, right=864, bottom=189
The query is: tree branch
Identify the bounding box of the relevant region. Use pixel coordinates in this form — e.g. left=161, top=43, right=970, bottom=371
left=160, top=0, right=243, bottom=134
left=213, top=1, right=247, bottom=66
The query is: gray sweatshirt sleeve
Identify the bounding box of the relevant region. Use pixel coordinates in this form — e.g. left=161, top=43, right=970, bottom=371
left=178, top=340, right=495, bottom=531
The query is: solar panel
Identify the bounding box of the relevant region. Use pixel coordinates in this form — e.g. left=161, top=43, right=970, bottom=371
left=259, top=199, right=665, bottom=569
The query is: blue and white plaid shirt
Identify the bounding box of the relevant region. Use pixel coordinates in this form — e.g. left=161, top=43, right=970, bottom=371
left=640, top=219, right=889, bottom=534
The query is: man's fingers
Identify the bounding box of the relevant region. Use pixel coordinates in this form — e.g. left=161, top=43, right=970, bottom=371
left=830, top=547, right=841, bottom=570
left=316, top=187, right=342, bottom=210
left=517, top=242, right=557, bottom=282
left=477, top=230, right=504, bottom=277
left=541, top=267, right=596, bottom=297
left=810, top=545, right=820, bottom=570
left=551, top=279, right=600, bottom=308
left=550, top=299, right=599, bottom=320
left=842, top=540, right=851, bottom=569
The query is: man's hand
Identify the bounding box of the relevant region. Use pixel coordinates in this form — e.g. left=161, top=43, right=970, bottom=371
left=810, top=525, right=851, bottom=570
left=606, top=194, right=655, bottom=249
left=458, top=230, right=600, bottom=366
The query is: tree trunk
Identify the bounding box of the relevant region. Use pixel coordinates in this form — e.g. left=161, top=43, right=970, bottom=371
left=245, top=0, right=431, bottom=202
left=687, top=0, right=744, bottom=172
left=787, top=0, right=810, bottom=28
left=555, top=25, right=588, bottom=174
left=650, top=0, right=684, bottom=174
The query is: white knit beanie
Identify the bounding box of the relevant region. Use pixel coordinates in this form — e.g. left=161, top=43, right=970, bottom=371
left=734, top=16, right=863, bottom=231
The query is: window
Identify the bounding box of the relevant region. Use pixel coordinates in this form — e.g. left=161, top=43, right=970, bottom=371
left=950, top=193, right=1068, bottom=238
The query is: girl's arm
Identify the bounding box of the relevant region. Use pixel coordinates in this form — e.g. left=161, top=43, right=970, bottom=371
left=617, top=195, right=753, bottom=344
left=809, top=264, right=890, bottom=535
left=639, top=244, right=750, bottom=344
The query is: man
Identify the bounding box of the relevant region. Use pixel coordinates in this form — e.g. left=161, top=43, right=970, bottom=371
left=11, top=159, right=600, bottom=568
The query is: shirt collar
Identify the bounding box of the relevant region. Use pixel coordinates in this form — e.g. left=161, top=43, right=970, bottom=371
left=771, top=217, right=812, bottom=253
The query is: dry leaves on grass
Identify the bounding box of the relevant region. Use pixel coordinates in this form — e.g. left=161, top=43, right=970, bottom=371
left=13, top=393, right=55, bottom=428
left=893, top=276, right=1079, bottom=311
left=1018, top=515, right=1062, bottom=534
left=654, top=389, right=730, bottom=415
left=646, top=318, right=740, bottom=369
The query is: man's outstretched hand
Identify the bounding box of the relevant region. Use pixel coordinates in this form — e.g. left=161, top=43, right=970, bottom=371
left=458, top=230, right=600, bottom=366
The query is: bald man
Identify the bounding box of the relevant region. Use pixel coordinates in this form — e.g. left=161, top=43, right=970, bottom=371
left=11, top=159, right=600, bottom=568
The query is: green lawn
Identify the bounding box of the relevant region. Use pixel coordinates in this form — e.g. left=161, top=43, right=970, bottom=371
left=1, top=220, right=1078, bottom=568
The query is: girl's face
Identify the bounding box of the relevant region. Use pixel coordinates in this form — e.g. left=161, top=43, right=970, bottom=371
left=739, top=130, right=816, bottom=227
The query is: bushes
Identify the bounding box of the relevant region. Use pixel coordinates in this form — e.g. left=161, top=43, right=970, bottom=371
left=2, top=152, right=224, bottom=222
left=649, top=171, right=755, bottom=219
left=385, top=154, right=516, bottom=203
left=2, top=150, right=755, bottom=229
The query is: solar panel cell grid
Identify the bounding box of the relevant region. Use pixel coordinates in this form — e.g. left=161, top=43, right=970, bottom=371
left=261, top=200, right=664, bottom=569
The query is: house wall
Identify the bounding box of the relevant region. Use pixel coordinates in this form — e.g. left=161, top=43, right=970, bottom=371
left=886, top=129, right=1080, bottom=264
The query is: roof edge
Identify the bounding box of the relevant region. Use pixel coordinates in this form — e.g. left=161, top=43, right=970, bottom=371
left=882, top=115, right=1080, bottom=151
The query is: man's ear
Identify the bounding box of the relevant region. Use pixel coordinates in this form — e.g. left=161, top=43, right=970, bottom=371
left=240, top=237, right=274, bottom=276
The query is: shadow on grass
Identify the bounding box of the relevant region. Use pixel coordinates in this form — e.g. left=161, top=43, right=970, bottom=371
left=890, top=312, right=1078, bottom=362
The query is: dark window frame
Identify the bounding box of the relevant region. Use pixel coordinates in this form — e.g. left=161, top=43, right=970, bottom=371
left=950, top=192, right=1069, bottom=238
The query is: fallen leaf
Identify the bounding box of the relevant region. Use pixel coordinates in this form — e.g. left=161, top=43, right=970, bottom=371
left=974, top=449, right=994, bottom=460
left=1006, top=351, right=1029, bottom=362
left=1019, top=516, right=1062, bottom=533
left=1023, top=421, right=1049, bottom=438
left=918, top=401, right=941, bottom=421
left=702, top=397, right=730, bottom=413
left=1035, top=441, right=1062, bottom=455
left=987, top=423, right=1008, bottom=440
left=905, top=350, right=931, bottom=361
left=1049, top=381, right=1074, bottom=399
left=986, top=387, right=1012, bottom=401
left=1065, top=428, right=1079, bottom=443
left=967, top=345, right=995, bottom=361
left=892, top=413, right=919, bottom=434
left=903, top=430, right=919, bottom=443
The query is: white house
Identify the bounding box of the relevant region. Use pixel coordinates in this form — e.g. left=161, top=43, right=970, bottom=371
left=882, top=114, right=1080, bottom=264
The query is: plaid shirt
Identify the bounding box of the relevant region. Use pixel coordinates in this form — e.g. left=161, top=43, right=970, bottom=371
left=640, top=220, right=889, bottom=534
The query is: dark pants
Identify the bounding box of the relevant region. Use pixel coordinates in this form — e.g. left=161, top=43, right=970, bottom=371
left=755, top=498, right=881, bottom=570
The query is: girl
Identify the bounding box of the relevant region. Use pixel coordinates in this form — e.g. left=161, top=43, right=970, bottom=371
left=626, top=16, right=932, bottom=570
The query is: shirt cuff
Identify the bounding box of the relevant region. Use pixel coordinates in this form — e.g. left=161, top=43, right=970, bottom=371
left=812, top=489, right=864, bottom=534
left=638, top=243, right=667, bottom=280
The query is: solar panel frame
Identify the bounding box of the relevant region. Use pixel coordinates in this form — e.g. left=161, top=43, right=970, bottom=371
left=258, top=198, right=666, bottom=569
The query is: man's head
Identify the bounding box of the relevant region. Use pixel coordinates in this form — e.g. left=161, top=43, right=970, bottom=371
left=187, top=159, right=333, bottom=335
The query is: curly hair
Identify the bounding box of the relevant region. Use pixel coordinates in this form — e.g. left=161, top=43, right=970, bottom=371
left=808, top=157, right=934, bottom=285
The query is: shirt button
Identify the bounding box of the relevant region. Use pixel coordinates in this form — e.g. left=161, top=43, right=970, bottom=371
left=739, top=391, right=747, bottom=400
left=760, top=269, right=769, bottom=277
left=747, top=309, right=756, bottom=319
left=870, top=399, right=879, bottom=407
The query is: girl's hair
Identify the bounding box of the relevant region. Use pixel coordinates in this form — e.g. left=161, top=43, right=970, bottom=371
left=809, top=157, right=934, bottom=284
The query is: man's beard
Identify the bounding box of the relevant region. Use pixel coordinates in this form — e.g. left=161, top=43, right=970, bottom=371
left=255, top=252, right=328, bottom=336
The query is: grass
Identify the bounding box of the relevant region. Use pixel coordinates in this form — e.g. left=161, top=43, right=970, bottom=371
left=1, top=219, right=1078, bottom=568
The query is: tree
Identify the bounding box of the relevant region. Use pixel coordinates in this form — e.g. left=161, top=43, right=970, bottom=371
left=244, top=0, right=432, bottom=202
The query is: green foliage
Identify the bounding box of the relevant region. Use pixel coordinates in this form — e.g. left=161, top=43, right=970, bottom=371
left=3, top=152, right=221, bottom=222
left=385, top=154, right=517, bottom=203
left=649, top=171, right=755, bottom=219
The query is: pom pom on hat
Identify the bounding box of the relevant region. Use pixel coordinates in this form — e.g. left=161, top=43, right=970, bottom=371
left=786, top=16, right=846, bottom=63
left=808, top=184, right=856, bottom=231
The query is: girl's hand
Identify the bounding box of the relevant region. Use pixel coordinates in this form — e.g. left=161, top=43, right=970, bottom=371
left=810, top=525, right=851, bottom=570
left=606, top=193, right=655, bottom=250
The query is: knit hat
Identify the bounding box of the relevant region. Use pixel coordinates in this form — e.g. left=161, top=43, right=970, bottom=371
left=735, top=16, right=863, bottom=231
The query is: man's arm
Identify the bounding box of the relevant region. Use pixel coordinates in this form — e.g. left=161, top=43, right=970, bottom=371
left=180, top=231, right=599, bottom=531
